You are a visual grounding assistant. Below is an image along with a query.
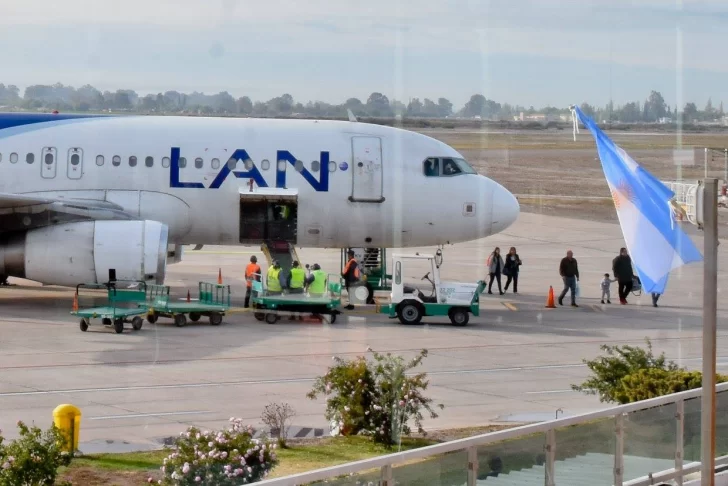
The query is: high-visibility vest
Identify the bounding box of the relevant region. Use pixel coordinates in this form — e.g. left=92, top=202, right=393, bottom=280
left=245, top=263, right=261, bottom=288
left=343, top=258, right=360, bottom=281
left=267, top=267, right=282, bottom=292
left=309, top=270, right=327, bottom=294
left=280, top=205, right=290, bottom=219
left=290, top=267, right=305, bottom=289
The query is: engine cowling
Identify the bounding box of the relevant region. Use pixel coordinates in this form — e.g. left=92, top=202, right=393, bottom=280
left=0, top=221, right=168, bottom=287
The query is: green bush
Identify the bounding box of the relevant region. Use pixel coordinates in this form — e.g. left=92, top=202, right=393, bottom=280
left=307, top=349, right=443, bottom=447
left=0, top=421, right=72, bottom=486
left=156, top=419, right=278, bottom=485
left=572, top=339, right=726, bottom=404
left=614, top=368, right=728, bottom=404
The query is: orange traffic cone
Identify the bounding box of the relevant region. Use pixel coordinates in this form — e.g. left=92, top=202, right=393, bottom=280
left=217, top=268, right=223, bottom=285
left=186, top=290, right=191, bottom=303
left=72, top=292, right=79, bottom=312
left=545, top=286, right=557, bottom=308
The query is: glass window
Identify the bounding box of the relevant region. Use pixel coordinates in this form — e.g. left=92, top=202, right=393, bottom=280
left=179, top=157, right=187, bottom=168
left=328, top=161, right=337, bottom=173
left=10, top=153, right=18, bottom=163
left=423, top=157, right=440, bottom=176
left=44, top=153, right=54, bottom=165
left=95, top=155, right=104, bottom=166
left=162, top=156, right=170, bottom=168
left=395, top=261, right=401, bottom=284
left=211, top=158, right=220, bottom=169
left=129, top=156, right=137, bottom=167
left=244, top=159, right=253, bottom=170
left=227, top=158, right=237, bottom=170
left=70, top=154, right=80, bottom=166
left=294, top=160, right=304, bottom=172
left=145, top=156, right=154, bottom=168
left=112, top=156, right=121, bottom=166
left=0, top=153, right=2, bottom=163
left=311, top=160, right=320, bottom=172
left=195, top=157, right=203, bottom=169
left=260, top=159, right=270, bottom=171
left=26, top=153, right=35, bottom=164
left=452, top=157, right=477, bottom=174
left=277, top=160, right=286, bottom=172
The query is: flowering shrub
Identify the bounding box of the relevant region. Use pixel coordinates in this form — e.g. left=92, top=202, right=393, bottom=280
left=156, top=419, right=278, bottom=485
left=307, top=348, right=443, bottom=446
left=0, top=421, right=72, bottom=486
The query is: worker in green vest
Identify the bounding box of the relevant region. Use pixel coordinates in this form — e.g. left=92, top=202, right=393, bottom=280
left=266, top=260, right=283, bottom=295
left=307, top=264, right=328, bottom=297
left=286, top=261, right=306, bottom=321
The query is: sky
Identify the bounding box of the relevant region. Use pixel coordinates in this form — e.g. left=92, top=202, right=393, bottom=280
left=0, top=0, right=726, bottom=109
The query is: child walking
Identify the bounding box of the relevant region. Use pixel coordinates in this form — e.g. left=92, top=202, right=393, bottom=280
left=601, top=273, right=616, bottom=304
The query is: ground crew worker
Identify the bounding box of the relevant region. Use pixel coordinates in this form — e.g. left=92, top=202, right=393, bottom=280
left=244, top=256, right=261, bottom=308
left=308, top=264, right=328, bottom=297
left=287, top=261, right=306, bottom=321
left=342, top=249, right=360, bottom=310
left=267, top=260, right=283, bottom=296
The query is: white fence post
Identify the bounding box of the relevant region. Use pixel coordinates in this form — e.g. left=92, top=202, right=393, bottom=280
left=676, top=399, right=685, bottom=486
left=545, top=429, right=556, bottom=486
left=467, top=446, right=478, bottom=486
left=380, top=464, right=392, bottom=486
left=615, top=414, right=625, bottom=486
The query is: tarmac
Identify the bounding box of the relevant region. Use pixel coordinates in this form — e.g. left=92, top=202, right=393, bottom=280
left=0, top=211, right=726, bottom=453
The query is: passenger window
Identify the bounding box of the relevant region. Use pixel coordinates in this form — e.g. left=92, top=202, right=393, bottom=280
left=129, top=156, right=137, bottom=167
left=96, top=155, right=104, bottom=166
left=179, top=157, right=187, bottom=168
left=195, top=157, right=203, bottom=169
left=244, top=159, right=254, bottom=170
left=294, top=160, right=304, bottom=172
left=162, top=157, right=170, bottom=168
left=328, top=161, right=337, bottom=173
left=423, top=158, right=439, bottom=177
left=211, top=158, right=220, bottom=169
left=70, top=154, right=80, bottom=166
left=261, top=159, right=270, bottom=171
left=44, top=153, right=53, bottom=165
left=311, top=160, right=320, bottom=172
left=10, top=153, right=18, bottom=163
left=145, top=156, right=154, bottom=168
left=112, top=156, right=121, bottom=166
left=227, top=158, right=237, bottom=170
left=442, top=158, right=462, bottom=176
left=26, top=153, right=35, bottom=164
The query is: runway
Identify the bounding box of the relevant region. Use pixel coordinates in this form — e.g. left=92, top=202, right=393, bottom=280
left=0, top=211, right=726, bottom=453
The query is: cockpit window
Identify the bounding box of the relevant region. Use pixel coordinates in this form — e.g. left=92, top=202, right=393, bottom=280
left=423, top=157, right=476, bottom=176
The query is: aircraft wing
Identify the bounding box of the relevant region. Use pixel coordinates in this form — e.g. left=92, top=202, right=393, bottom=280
left=0, top=192, right=134, bottom=234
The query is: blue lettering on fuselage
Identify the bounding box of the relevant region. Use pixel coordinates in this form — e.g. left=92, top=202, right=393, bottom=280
left=169, top=147, right=330, bottom=191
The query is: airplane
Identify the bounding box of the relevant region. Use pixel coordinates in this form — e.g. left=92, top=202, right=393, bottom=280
left=0, top=112, right=519, bottom=287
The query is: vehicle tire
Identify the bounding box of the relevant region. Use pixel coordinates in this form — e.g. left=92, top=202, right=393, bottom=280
left=79, top=319, right=89, bottom=332
left=189, top=312, right=201, bottom=322
left=397, top=301, right=423, bottom=325
left=254, top=312, right=265, bottom=322
left=209, top=313, right=223, bottom=326
left=131, top=316, right=143, bottom=331
left=174, top=314, right=187, bottom=327
left=265, top=313, right=278, bottom=324
left=113, top=319, right=124, bottom=334
left=146, top=313, right=158, bottom=324
left=102, top=318, right=112, bottom=326
left=449, top=308, right=469, bottom=327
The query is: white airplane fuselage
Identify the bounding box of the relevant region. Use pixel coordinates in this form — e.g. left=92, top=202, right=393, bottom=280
left=0, top=113, right=519, bottom=286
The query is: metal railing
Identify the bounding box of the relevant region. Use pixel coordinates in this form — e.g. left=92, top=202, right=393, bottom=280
left=259, top=382, right=728, bottom=485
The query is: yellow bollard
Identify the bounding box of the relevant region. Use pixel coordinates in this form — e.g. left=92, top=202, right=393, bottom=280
left=52, top=404, right=81, bottom=453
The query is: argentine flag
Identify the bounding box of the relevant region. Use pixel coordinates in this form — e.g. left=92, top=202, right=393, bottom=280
left=572, top=106, right=703, bottom=295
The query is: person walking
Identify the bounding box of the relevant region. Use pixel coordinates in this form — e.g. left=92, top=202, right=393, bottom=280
left=600, top=273, right=616, bottom=304
left=486, top=247, right=505, bottom=295
left=612, top=247, right=634, bottom=304
left=503, top=247, right=522, bottom=294
left=558, top=250, right=579, bottom=307
left=244, top=255, right=261, bottom=308
left=342, top=249, right=360, bottom=309
left=651, top=292, right=661, bottom=308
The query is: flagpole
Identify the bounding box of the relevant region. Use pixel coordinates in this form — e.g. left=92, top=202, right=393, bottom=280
left=701, top=178, right=718, bottom=486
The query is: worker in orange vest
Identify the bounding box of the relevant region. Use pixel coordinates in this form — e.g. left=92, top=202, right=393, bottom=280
left=244, top=255, right=261, bottom=308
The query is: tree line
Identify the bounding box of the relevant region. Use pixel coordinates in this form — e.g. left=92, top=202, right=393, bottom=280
left=0, top=83, right=723, bottom=123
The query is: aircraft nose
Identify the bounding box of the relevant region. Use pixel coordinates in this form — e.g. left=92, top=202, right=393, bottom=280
left=491, top=183, right=519, bottom=233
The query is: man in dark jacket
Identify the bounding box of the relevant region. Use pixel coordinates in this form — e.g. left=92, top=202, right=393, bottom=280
left=612, top=248, right=634, bottom=304
left=558, top=250, right=579, bottom=307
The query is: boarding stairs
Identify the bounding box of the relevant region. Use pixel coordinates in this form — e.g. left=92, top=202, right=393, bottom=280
left=261, top=242, right=301, bottom=282
left=477, top=452, right=674, bottom=486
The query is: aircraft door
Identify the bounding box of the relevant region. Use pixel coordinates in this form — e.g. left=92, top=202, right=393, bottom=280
left=349, top=136, right=384, bottom=203
left=67, top=148, right=83, bottom=180
left=41, top=147, right=57, bottom=179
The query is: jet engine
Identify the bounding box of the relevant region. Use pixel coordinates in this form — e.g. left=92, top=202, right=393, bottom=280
left=0, top=220, right=168, bottom=287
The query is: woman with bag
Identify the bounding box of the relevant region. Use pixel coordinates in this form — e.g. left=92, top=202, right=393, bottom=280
left=486, top=247, right=505, bottom=295
left=503, top=247, right=522, bottom=294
